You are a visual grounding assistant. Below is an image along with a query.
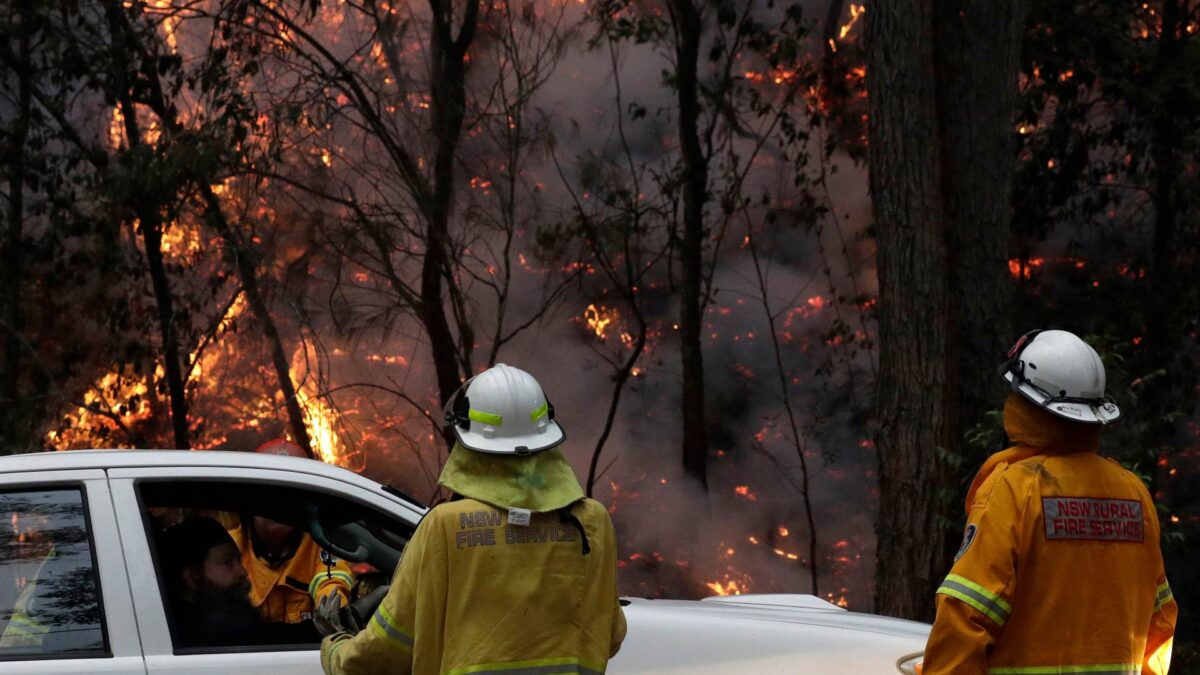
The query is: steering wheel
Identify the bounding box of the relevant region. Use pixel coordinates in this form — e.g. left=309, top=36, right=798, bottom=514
left=308, top=512, right=370, bottom=562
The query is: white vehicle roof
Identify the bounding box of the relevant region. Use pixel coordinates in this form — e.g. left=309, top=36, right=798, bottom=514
left=0, top=449, right=424, bottom=508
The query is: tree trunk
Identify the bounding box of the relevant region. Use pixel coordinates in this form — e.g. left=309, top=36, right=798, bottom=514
left=200, top=188, right=315, bottom=459
left=670, top=0, right=709, bottom=487
left=423, top=0, right=480, bottom=420
left=1148, top=0, right=1184, bottom=360
left=137, top=212, right=192, bottom=450
left=935, top=0, right=1022, bottom=468
left=867, top=0, right=955, bottom=621
left=1, top=0, right=32, bottom=454
left=869, top=0, right=1023, bottom=621
left=1140, top=0, right=1188, bottom=499
left=105, top=1, right=190, bottom=449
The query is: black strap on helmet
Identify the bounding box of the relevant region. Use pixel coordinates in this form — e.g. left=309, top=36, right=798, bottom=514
left=999, top=328, right=1044, bottom=383
left=443, top=377, right=475, bottom=431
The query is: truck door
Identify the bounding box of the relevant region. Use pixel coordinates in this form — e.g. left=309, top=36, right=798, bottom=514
left=0, top=470, right=145, bottom=674
left=107, top=465, right=415, bottom=675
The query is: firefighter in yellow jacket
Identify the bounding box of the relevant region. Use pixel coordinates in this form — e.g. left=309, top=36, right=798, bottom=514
left=227, top=439, right=354, bottom=625
left=318, top=363, right=626, bottom=675
left=924, top=329, right=1177, bottom=675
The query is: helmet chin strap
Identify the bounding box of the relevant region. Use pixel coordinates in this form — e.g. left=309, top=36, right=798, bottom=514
left=442, top=376, right=477, bottom=431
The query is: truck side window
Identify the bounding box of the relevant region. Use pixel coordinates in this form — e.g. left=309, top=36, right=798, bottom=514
left=137, top=480, right=411, bottom=652
left=0, top=488, right=107, bottom=659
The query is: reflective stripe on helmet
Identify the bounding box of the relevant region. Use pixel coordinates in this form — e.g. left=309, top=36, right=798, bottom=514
left=448, top=656, right=605, bottom=675
left=937, top=574, right=1012, bottom=626
left=1155, top=581, right=1174, bottom=612
left=530, top=401, right=549, bottom=423
left=369, top=603, right=414, bottom=651
left=469, top=409, right=503, bottom=426
left=987, top=665, right=1139, bottom=674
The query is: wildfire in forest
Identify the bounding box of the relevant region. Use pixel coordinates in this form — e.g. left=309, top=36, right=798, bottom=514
left=31, top=0, right=893, bottom=613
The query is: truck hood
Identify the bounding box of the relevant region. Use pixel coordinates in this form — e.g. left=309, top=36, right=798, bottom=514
left=612, top=595, right=929, bottom=674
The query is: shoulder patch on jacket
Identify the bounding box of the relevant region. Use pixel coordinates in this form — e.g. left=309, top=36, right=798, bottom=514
left=954, top=524, right=978, bottom=561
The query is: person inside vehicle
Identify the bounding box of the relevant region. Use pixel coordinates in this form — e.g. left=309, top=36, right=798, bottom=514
left=318, top=363, right=626, bottom=675
left=224, top=439, right=354, bottom=626
left=0, top=514, right=56, bottom=652
left=161, top=517, right=321, bottom=648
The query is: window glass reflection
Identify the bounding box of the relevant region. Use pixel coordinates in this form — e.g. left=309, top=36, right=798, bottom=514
left=0, top=489, right=105, bottom=658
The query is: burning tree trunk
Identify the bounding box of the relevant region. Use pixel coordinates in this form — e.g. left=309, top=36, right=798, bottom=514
left=867, top=0, right=1023, bottom=620
left=105, top=0, right=191, bottom=450
left=668, top=0, right=710, bottom=488
left=0, top=0, right=33, bottom=454
left=199, top=188, right=315, bottom=460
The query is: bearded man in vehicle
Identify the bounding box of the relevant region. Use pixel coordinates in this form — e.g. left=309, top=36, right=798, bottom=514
left=318, top=363, right=626, bottom=675
left=162, top=517, right=321, bottom=648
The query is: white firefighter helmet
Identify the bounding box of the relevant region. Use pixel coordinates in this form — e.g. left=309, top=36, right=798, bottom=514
left=443, top=364, right=565, bottom=455
left=1002, top=329, right=1120, bottom=425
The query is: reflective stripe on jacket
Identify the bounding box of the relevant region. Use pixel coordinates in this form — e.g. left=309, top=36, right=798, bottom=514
left=321, top=497, right=626, bottom=675
left=923, top=395, right=1177, bottom=675
left=227, top=521, right=353, bottom=624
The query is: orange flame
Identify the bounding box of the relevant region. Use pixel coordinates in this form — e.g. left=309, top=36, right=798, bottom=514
left=705, top=579, right=745, bottom=596
left=733, top=485, right=758, bottom=501
left=583, top=304, right=618, bottom=340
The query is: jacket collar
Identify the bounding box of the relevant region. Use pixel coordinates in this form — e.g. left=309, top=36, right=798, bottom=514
left=437, top=443, right=584, bottom=512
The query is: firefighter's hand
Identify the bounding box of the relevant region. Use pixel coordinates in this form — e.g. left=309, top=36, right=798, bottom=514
left=313, top=593, right=350, bottom=637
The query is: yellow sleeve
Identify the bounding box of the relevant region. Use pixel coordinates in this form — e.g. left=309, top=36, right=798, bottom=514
left=321, top=514, right=438, bottom=675
left=922, top=467, right=1024, bottom=675
left=604, top=515, right=626, bottom=658
left=310, top=555, right=354, bottom=606
left=1142, top=494, right=1175, bottom=675
left=609, top=600, right=627, bottom=658
left=1143, top=574, right=1176, bottom=675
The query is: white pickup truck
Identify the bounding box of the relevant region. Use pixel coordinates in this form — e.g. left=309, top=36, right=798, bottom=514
left=0, top=450, right=928, bottom=673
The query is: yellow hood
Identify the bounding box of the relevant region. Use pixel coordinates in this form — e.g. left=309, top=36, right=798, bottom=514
left=1002, top=392, right=1101, bottom=453
left=437, top=442, right=585, bottom=512
left=964, top=393, right=1102, bottom=511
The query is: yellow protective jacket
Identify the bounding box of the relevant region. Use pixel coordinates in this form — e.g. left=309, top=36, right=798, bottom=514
left=923, top=394, right=1177, bottom=675
left=321, top=447, right=626, bottom=675
left=0, top=549, right=55, bottom=650
left=227, top=521, right=353, bottom=624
